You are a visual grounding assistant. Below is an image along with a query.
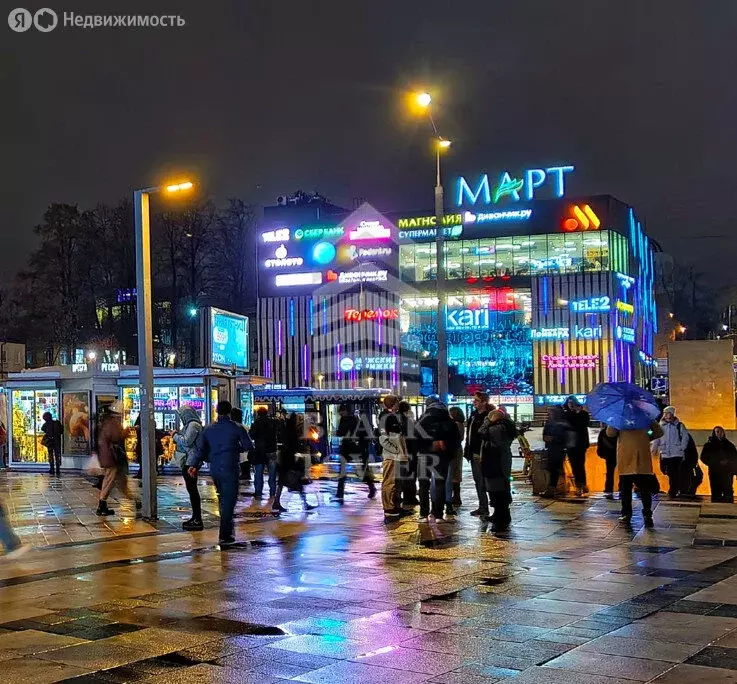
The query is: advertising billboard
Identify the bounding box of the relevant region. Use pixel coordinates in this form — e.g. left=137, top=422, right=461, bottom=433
left=210, top=307, right=249, bottom=370
left=62, top=391, right=91, bottom=455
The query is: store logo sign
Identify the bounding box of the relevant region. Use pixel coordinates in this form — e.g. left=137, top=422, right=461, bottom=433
left=457, top=165, right=575, bottom=206
left=398, top=225, right=463, bottom=241
left=535, top=394, right=587, bottom=405
left=341, top=356, right=397, bottom=372
left=616, top=300, right=634, bottom=315
left=562, top=204, right=601, bottom=232
left=344, top=308, right=399, bottom=322
left=616, top=272, right=635, bottom=290
left=397, top=214, right=462, bottom=229
left=531, top=325, right=602, bottom=340
left=262, top=227, right=290, bottom=243
left=294, top=226, right=344, bottom=240
left=463, top=209, right=533, bottom=223
left=348, top=220, right=391, bottom=241
left=101, top=362, right=119, bottom=373
left=570, top=296, right=611, bottom=312
left=447, top=308, right=492, bottom=330
left=72, top=363, right=88, bottom=373
left=327, top=269, right=388, bottom=284
left=264, top=244, right=304, bottom=268
left=615, top=325, right=636, bottom=344
left=275, top=272, right=323, bottom=287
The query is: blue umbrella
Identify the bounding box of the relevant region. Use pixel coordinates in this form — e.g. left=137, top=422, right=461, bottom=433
left=587, top=382, right=660, bottom=431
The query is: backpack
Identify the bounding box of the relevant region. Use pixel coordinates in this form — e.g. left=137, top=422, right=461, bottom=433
left=677, top=422, right=698, bottom=466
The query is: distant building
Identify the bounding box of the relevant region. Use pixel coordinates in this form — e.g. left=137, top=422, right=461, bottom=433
left=0, top=342, right=25, bottom=375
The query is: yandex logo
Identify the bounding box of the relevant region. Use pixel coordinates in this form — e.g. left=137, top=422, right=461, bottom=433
left=562, top=204, right=601, bottom=231
left=344, top=308, right=399, bottom=323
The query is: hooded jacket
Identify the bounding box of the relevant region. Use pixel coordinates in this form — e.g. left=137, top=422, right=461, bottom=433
left=701, top=432, right=737, bottom=470
left=190, top=415, right=253, bottom=477
left=249, top=413, right=278, bottom=464
left=173, top=406, right=203, bottom=468
left=478, top=415, right=517, bottom=486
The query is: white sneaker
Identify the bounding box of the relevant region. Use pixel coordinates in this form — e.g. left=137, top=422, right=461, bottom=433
left=418, top=516, right=429, bottom=523
left=4, top=544, right=30, bottom=560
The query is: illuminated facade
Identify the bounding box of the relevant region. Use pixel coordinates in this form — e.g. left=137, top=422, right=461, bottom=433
left=256, top=176, right=656, bottom=416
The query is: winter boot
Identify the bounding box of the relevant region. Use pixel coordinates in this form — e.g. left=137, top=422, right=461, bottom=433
left=96, top=501, right=114, bottom=516
left=452, top=483, right=462, bottom=507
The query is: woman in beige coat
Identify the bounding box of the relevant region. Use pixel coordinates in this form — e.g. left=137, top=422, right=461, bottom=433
left=606, top=422, right=664, bottom=527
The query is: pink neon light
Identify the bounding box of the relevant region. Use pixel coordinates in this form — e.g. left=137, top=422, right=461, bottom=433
left=348, top=220, right=391, bottom=241
left=542, top=354, right=599, bottom=370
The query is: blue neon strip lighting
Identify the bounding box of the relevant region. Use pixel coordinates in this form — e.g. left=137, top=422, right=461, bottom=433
left=308, top=299, right=314, bottom=336
left=289, top=298, right=295, bottom=337
left=322, top=298, right=328, bottom=334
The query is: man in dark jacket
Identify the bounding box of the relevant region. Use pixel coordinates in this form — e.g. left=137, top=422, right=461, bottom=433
left=334, top=405, right=376, bottom=501
left=479, top=410, right=517, bottom=533
left=465, top=391, right=493, bottom=518
left=562, top=396, right=591, bottom=496
left=416, top=396, right=460, bottom=521
left=41, top=412, right=63, bottom=476
left=249, top=408, right=279, bottom=499
left=189, top=401, right=253, bottom=547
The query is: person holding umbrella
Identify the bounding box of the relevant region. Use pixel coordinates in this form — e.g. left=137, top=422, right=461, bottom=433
left=588, top=383, right=663, bottom=528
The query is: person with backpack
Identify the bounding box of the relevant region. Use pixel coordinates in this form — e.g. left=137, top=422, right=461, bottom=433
left=41, top=412, right=63, bottom=476
left=651, top=406, right=690, bottom=497
left=172, top=406, right=204, bottom=531
left=478, top=409, right=518, bottom=533
left=249, top=407, right=279, bottom=500
left=597, top=425, right=618, bottom=499
left=701, top=426, right=737, bottom=503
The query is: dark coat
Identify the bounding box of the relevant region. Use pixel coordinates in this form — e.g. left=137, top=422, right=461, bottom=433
left=478, top=416, right=517, bottom=487
left=191, top=416, right=253, bottom=478
left=701, top=435, right=737, bottom=473
left=543, top=417, right=570, bottom=460
left=597, top=428, right=618, bottom=460
left=97, top=416, right=124, bottom=469
left=400, top=412, right=418, bottom=458
left=416, top=404, right=460, bottom=462
left=249, top=414, right=278, bottom=464
left=464, top=408, right=490, bottom=459
left=41, top=419, right=62, bottom=450
left=563, top=406, right=590, bottom=450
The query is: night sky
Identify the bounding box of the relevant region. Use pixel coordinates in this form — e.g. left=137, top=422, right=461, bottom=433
left=3, top=1, right=736, bottom=285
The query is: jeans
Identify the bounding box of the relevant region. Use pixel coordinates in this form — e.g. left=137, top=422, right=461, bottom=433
left=567, top=447, right=587, bottom=486
left=212, top=474, right=239, bottom=542
left=708, top=466, right=735, bottom=503
left=604, top=455, right=618, bottom=493
left=620, top=475, right=652, bottom=517
left=47, top=444, right=61, bottom=473
left=253, top=453, right=278, bottom=497
left=470, top=455, right=489, bottom=513
left=0, top=501, right=21, bottom=552
left=182, top=465, right=202, bottom=520
left=419, top=454, right=451, bottom=518
left=661, top=457, right=683, bottom=496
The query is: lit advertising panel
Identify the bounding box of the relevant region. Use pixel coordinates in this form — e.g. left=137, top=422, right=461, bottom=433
left=210, top=307, right=249, bottom=370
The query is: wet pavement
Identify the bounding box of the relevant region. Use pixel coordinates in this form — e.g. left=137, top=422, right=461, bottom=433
left=2, top=469, right=737, bottom=683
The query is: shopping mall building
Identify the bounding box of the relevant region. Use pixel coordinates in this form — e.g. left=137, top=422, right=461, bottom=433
left=256, top=165, right=657, bottom=420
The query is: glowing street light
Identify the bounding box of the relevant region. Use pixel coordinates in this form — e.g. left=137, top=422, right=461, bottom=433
left=416, top=92, right=432, bottom=108
left=134, top=178, right=194, bottom=519
left=87, top=351, right=97, bottom=361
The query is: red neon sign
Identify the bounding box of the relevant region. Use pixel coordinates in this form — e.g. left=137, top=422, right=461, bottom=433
left=344, top=308, right=399, bottom=323
left=542, top=354, right=599, bottom=370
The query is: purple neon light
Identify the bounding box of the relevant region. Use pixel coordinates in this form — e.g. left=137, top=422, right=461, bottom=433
left=277, top=320, right=283, bottom=356
left=264, top=358, right=271, bottom=378
left=559, top=341, right=566, bottom=386
left=303, top=344, right=309, bottom=384
left=336, top=343, right=342, bottom=380
left=392, top=347, right=398, bottom=386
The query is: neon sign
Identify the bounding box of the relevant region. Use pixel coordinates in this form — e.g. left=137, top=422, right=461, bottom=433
left=542, top=354, right=599, bottom=369
left=463, top=209, right=533, bottom=223
left=615, top=325, right=636, bottom=344
left=326, top=269, right=388, bottom=284
left=262, top=228, right=290, bottom=243
left=397, top=214, right=462, bottom=229
left=562, top=204, right=601, bottom=232
left=294, top=226, right=344, bottom=240
left=616, top=273, right=635, bottom=290
left=275, top=272, right=322, bottom=287
left=340, top=356, right=397, bottom=372
left=535, top=394, right=587, bottom=406
left=616, top=300, right=634, bottom=315
left=348, top=220, right=391, bottom=241
left=398, top=225, right=463, bottom=241
left=344, top=308, right=399, bottom=322
left=264, top=244, right=304, bottom=268
left=457, top=165, right=575, bottom=206
left=531, top=325, right=603, bottom=340
left=570, top=296, right=610, bottom=312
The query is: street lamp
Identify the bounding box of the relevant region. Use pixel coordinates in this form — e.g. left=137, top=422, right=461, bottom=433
left=412, top=90, right=452, bottom=402
left=134, top=179, right=193, bottom=520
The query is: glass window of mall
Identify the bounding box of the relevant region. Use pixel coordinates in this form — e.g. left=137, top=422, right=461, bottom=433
left=399, top=230, right=628, bottom=281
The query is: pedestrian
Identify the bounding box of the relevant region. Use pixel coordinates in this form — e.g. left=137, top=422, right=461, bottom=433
left=41, top=411, right=63, bottom=476
left=650, top=406, right=690, bottom=497
left=334, top=404, right=376, bottom=502
left=465, top=391, right=493, bottom=517
left=249, top=407, right=279, bottom=500
left=607, top=420, right=664, bottom=528
left=272, top=412, right=316, bottom=513
left=541, top=406, right=571, bottom=498
left=562, top=396, right=590, bottom=496
left=0, top=421, right=9, bottom=469
left=0, top=495, right=28, bottom=559
left=172, top=405, right=204, bottom=531
left=416, top=395, right=460, bottom=522
left=398, top=401, right=419, bottom=508
left=230, top=408, right=252, bottom=484
left=97, top=402, right=140, bottom=516
left=478, top=409, right=518, bottom=533
left=446, top=407, right=465, bottom=511
left=597, top=425, right=618, bottom=499
left=377, top=396, right=408, bottom=522
left=701, top=426, right=737, bottom=503
left=188, top=400, right=252, bottom=547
